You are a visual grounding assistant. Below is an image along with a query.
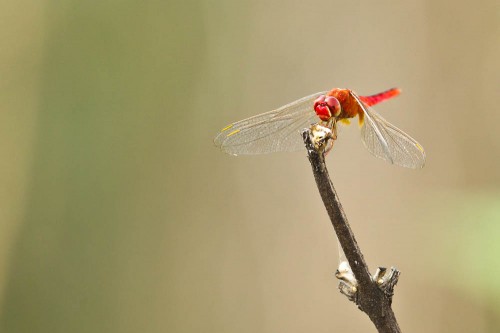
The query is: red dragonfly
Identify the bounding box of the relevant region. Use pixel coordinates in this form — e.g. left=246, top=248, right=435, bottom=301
left=214, top=88, right=425, bottom=169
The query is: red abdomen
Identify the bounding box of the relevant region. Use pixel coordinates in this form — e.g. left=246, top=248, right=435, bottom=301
left=359, top=87, right=401, bottom=107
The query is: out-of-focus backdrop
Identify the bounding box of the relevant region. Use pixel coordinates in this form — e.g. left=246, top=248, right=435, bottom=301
left=0, top=0, right=499, bottom=332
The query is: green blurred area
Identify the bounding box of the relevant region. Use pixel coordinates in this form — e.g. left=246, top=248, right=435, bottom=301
left=0, top=0, right=499, bottom=332
left=442, top=192, right=500, bottom=303
left=1, top=1, right=207, bottom=332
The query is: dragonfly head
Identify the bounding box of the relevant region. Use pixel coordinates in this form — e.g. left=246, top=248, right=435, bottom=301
left=314, top=95, right=341, bottom=121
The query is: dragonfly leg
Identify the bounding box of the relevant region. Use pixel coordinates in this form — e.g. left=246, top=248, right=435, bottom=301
left=322, top=118, right=337, bottom=155
left=325, top=117, right=338, bottom=140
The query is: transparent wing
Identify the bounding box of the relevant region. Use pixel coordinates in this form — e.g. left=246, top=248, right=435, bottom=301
left=351, top=93, right=426, bottom=169
left=214, top=92, right=327, bottom=155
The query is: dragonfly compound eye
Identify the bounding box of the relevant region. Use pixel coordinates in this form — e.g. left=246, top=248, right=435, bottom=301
left=314, top=95, right=332, bottom=121
left=325, top=96, right=341, bottom=117
left=313, top=95, right=326, bottom=109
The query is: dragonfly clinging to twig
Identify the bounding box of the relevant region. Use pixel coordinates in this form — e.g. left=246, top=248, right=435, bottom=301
left=214, top=87, right=425, bottom=169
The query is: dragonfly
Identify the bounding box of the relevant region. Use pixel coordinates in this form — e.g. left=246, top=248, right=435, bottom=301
left=214, top=88, right=425, bottom=169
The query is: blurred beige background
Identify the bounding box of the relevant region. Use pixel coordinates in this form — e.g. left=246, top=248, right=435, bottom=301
left=0, top=0, right=499, bottom=332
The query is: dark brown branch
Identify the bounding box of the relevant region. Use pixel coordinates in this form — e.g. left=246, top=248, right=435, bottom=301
left=302, top=129, right=402, bottom=333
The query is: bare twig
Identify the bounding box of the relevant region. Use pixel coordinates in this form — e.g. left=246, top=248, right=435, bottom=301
left=302, top=129, right=402, bottom=333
